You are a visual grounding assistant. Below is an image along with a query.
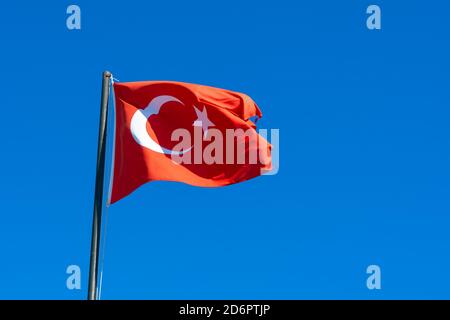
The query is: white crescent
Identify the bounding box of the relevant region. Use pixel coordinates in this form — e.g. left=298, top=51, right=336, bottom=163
left=130, top=95, right=192, bottom=155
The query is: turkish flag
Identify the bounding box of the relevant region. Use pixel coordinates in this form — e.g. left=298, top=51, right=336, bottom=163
left=108, top=81, right=271, bottom=204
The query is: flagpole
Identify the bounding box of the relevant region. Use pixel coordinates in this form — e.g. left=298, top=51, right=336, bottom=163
left=88, top=71, right=111, bottom=300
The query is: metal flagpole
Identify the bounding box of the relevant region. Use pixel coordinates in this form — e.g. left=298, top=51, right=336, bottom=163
left=88, top=71, right=111, bottom=300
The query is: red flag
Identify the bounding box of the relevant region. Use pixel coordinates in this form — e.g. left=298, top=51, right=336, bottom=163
left=108, top=81, right=271, bottom=204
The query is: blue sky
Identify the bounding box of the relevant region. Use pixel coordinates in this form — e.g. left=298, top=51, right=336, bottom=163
left=0, top=1, right=449, bottom=299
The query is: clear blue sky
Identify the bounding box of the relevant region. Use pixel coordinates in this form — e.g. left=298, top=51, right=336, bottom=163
left=0, top=1, right=449, bottom=299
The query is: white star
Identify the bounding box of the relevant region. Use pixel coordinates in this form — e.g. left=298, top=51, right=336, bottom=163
left=193, top=106, right=215, bottom=137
